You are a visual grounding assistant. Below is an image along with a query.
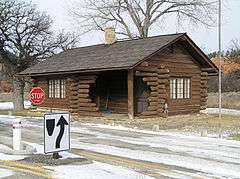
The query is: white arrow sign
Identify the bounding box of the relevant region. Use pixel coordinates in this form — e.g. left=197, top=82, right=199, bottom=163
left=44, top=113, right=70, bottom=154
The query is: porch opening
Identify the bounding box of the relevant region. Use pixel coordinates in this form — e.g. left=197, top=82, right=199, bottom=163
left=95, top=70, right=128, bottom=114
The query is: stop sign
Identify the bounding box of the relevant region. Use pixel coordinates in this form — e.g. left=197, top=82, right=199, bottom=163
left=29, top=87, right=45, bottom=105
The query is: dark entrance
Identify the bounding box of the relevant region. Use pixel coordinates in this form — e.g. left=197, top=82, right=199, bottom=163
left=134, top=77, right=150, bottom=114
left=95, top=70, right=128, bottom=114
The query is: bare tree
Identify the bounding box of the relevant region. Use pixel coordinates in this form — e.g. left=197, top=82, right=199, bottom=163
left=69, top=0, right=217, bottom=39
left=224, top=39, right=240, bottom=64
left=0, top=0, right=78, bottom=110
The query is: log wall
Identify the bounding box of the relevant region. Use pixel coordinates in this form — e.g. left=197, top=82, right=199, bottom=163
left=68, top=75, right=100, bottom=116
left=200, top=72, right=208, bottom=110
left=135, top=66, right=169, bottom=117
left=34, top=76, right=71, bottom=109
left=136, top=43, right=203, bottom=116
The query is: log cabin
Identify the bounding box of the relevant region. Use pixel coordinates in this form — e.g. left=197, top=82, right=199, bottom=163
left=20, top=28, right=218, bottom=119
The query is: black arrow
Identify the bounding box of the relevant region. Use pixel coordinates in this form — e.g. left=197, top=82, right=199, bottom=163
left=55, top=115, right=68, bottom=149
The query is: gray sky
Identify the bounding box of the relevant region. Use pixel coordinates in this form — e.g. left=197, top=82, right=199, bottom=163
left=31, top=0, right=240, bottom=53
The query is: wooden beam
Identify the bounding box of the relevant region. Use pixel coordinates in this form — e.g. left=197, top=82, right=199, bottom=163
left=128, top=69, right=134, bottom=120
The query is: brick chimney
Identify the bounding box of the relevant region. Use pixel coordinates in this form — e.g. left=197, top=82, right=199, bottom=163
left=105, top=27, right=116, bottom=45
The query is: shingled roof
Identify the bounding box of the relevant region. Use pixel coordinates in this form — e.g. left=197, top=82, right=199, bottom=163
left=20, top=33, right=217, bottom=76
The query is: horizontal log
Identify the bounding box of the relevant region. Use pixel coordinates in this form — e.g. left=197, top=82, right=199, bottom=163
left=158, top=85, right=166, bottom=89
left=78, top=89, right=89, bottom=93
left=150, top=92, right=158, bottom=97
left=201, top=72, right=208, bottom=76
left=70, top=91, right=79, bottom=96
left=135, top=72, right=158, bottom=77
left=136, top=67, right=158, bottom=72
left=159, top=99, right=166, bottom=104
left=78, top=84, right=90, bottom=89
left=150, top=86, right=158, bottom=91
left=79, top=98, right=92, bottom=103
left=79, top=103, right=96, bottom=107
left=69, top=97, right=79, bottom=101
left=70, top=83, right=78, bottom=88
left=143, top=77, right=158, bottom=82
left=148, top=106, right=158, bottom=111
left=158, top=79, right=169, bottom=84
left=69, top=108, right=79, bottom=112
left=78, top=80, right=96, bottom=84
left=69, top=104, right=80, bottom=109
left=157, top=69, right=169, bottom=74
left=158, top=94, right=168, bottom=99
left=148, top=97, right=158, bottom=102
left=149, top=102, right=158, bottom=106
left=78, top=93, right=89, bottom=98
left=69, top=100, right=79, bottom=104
left=157, top=74, right=170, bottom=79
left=147, top=82, right=158, bottom=86
left=141, top=111, right=158, bottom=116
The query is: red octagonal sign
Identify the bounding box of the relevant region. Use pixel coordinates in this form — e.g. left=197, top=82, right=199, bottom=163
left=29, top=87, right=45, bottom=105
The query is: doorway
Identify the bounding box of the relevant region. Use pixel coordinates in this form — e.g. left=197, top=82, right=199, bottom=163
left=134, top=77, right=150, bottom=114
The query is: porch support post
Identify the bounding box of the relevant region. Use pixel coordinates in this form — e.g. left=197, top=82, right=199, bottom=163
left=128, top=69, right=134, bottom=120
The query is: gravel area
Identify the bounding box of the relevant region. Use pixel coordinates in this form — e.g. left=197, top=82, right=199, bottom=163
left=20, top=154, right=90, bottom=166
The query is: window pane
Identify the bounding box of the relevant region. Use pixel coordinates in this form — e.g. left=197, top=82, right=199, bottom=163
left=60, top=79, right=66, bottom=98
left=54, top=80, right=60, bottom=98
left=48, top=80, right=54, bottom=98
left=177, top=78, right=184, bottom=99
left=184, top=78, right=190, bottom=99
left=170, top=79, right=176, bottom=99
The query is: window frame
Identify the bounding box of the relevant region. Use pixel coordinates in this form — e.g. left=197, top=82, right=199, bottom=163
left=170, top=77, right=191, bottom=100
left=48, top=79, right=67, bottom=99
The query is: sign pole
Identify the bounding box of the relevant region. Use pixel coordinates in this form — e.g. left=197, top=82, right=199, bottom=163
left=53, top=152, right=60, bottom=159
left=218, top=0, right=222, bottom=138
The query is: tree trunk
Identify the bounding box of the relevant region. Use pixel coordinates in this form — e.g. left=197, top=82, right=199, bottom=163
left=12, top=78, right=25, bottom=111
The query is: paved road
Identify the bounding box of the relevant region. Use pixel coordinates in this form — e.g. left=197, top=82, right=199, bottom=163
left=1, top=116, right=240, bottom=178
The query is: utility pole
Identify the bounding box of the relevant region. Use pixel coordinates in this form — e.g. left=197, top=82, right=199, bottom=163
left=218, top=0, right=222, bottom=137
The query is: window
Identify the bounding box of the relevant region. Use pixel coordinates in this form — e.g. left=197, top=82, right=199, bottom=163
left=170, top=78, right=191, bottom=99
left=170, top=79, right=176, bottom=99
left=48, top=79, right=66, bottom=98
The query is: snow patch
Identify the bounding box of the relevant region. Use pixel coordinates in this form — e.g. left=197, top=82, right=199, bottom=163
left=0, top=101, right=31, bottom=110
left=0, top=153, right=25, bottom=161
left=207, top=108, right=240, bottom=116
left=47, top=161, right=153, bottom=179
left=0, top=168, right=14, bottom=178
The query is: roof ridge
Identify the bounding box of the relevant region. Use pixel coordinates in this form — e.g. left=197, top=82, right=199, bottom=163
left=64, top=32, right=186, bottom=52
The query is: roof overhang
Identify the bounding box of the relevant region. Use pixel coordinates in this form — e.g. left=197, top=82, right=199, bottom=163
left=19, top=66, right=130, bottom=77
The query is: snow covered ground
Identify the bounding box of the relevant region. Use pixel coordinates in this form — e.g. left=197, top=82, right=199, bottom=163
left=47, top=162, right=154, bottom=179
left=0, top=168, right=13, bottom=178
left=0, top=101, right=31, bottom=110
left=70, top=123, right=240, bottom=178
left=1, top=116, right=240, bottom=178
left=206, top=107, right=240, bottom=116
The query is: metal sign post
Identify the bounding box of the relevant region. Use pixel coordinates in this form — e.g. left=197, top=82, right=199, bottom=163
left=44, top=113, right=70, bottom=158
left=218, top=0, right=222, bottom=138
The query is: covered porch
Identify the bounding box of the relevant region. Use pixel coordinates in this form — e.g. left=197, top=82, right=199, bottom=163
left=68, top=67, right=169, bottom=119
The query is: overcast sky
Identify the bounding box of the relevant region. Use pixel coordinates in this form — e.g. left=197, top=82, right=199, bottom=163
left=30, top=0, right=240, bottom=53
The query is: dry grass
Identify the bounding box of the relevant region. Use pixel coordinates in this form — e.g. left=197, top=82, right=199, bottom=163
left=230, top=133, right=240, bottom=141
left=207, top=92, right=240, bottom=110
left=72, top=113, right=240, bottom=133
